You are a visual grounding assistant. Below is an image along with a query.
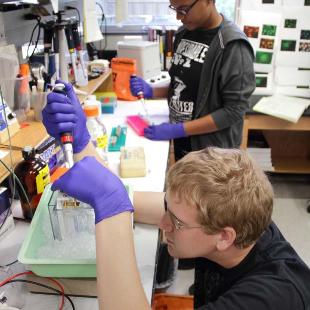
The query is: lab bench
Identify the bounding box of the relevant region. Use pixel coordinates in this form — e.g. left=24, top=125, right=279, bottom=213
left=0, top=94, right=170, bottom=308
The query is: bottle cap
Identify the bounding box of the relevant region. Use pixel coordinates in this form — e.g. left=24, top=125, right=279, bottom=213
left=83, top=105, right=99, bottom=117
left=87, top=95, right=96, bottom=101
left=22, top=146, right=35, bottom=159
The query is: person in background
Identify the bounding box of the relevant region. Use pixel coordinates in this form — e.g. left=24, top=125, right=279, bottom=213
left=130, top=0, right=256, bottom=161
left=131, top=0, right=256, bottom=279
left=42, top=82, right=310, bottom=310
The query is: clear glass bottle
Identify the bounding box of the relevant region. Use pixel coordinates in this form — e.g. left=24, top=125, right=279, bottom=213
left=83, top=105, right=108, bottom=165
left=14, top=146, right=50, bottom=221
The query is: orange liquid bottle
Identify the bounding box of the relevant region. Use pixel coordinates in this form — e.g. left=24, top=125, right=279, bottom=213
left=14, top=146, right=50, bottom=221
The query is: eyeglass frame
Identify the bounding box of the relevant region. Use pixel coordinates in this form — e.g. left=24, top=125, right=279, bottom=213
left=164, top=195, right=202, bottom=230
left=168, top=0, right=201, bottom=16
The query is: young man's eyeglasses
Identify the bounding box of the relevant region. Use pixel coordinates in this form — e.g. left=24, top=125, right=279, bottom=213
left=169, top=0, right=200, bottom=16
left=164, top=196, right=202, bottom=230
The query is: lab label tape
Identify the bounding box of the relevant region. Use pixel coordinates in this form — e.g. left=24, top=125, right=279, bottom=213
left=108, top=126, right=127, bottom=152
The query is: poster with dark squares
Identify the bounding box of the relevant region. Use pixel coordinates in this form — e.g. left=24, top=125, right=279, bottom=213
left=299, top=42, right=310, bottom=52
left=262, top=25, right=277, bottom=36
left=262, top=0, right=274, bottom=3
left=281, top=40, right=296, bottom=51
left=255, top=51, right=273, bottom=64
left=256, top=76, right=268, bottom=88
left=244, top=26, right=259, bottom=38
left=284, top=19, right=297, bottom=29
left=260, top=38, right=274, bottom=49
left=305, top=0, right=310, bottom=5
left=300, top=30, right=310, bottom=40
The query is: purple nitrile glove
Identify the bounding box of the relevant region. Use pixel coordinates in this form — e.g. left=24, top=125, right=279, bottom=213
left=130, top=76, right=153, bottom=98
left=52, top=156, right=134, bottom=223
left=144, top=122, right=187, bottom=141
left=42, top=80, right=90, bottom=153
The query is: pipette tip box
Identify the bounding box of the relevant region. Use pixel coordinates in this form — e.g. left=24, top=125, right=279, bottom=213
left=126, top=115, right=149, bottom=136
left=108, top=126, right=127, bottom=152
left=95, top=91, right=117, bottom=114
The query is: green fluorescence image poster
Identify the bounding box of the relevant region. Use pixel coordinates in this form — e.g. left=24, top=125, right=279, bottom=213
left=281, top=40, right=297, bottom=52
left=284, top=19, right=297, bottom=28
left=256, top=76, right=268, bottom=88
left=255, top=51, right=273, bottom=64
left=262, top=24, right=277, bottom=36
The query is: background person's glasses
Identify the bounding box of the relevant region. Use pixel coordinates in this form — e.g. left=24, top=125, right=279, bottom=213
left=169, top=0, right=200, bottom=16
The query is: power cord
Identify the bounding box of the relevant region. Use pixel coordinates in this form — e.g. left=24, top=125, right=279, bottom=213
left=0, top=260, right=18, bottom=268
left=7, top=280, right=75, bottom=310
left=65, top=6, right=81, bottom=25
left=96, top=2, right=107, bottom=50
left=26, top=16, right=41, bottom=59
left=0, top=271, right=75, bottom=310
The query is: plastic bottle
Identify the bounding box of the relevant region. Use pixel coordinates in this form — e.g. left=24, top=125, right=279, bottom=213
left=84, top=95, right=101, bottom=116
left=14, top=146, right=51, bottom=221
left=83, top=105, right=108, bottom=165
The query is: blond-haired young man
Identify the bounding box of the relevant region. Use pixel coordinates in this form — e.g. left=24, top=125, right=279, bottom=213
left=51, top=146, right=310, bottom=310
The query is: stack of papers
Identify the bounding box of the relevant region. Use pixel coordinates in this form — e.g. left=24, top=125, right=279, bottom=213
left=247, top=148, right=274, bottom=172
left=253, top=95, right=310, bottom=123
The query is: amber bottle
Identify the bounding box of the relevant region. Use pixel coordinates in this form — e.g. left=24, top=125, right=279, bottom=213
left=14, top=146, right=50, bottom=221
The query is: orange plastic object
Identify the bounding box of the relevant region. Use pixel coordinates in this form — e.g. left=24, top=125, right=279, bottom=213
left=83, top=105, right=99, bottom=117
left=20, top=63, right=30, bottom=76
left=111, top=57, right=137, bottom=101
left=18, top=63, right=31, bottom=94
left=152, top=293, right=194, bottom=310
left=50, top=167, right=69, bottom=182
left=126, top=115, right=149, bottom=136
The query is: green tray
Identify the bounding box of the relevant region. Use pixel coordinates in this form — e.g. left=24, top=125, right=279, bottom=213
left=18, top=185, right=97, bottom=278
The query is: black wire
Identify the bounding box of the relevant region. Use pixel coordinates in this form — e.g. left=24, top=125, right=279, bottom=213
left=65, top=6, right=81, bottom=24
left=0, top=260, right=18, bottom=268
left=30, top=18, right=42, bottom=58
left=0, top=157, right=33, bottom=219
left=0, top=208, right=11, bottom=233
left=27, top=21, right=39, bottom=58
left=3, top=279, right=75, bottom=310
left=72, top=7, right=81, bottom=25
left=96, top=2, right=107, bottom=50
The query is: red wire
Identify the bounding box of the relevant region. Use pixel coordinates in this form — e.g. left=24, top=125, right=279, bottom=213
left=0, top=271, right=33, bottom=287
left=0, top=271, right=65, bottom=310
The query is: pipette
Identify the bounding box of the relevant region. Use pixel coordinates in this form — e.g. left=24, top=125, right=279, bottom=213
left=52, top=83, right=74, bottom=168
left=131, top=74, right=150, bottom=123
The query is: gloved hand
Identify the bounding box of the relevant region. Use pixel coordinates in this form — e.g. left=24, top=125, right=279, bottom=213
left=130, top=76, right=153, bottom=98
left=144, top=123, right=187, bottom=141
left=42, top=80, right=90, bottom=153
left=52, top=156, right=134, bottom=223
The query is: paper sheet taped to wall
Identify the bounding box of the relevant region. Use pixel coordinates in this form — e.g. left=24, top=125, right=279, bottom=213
left=253, top=95, right=310, bottom=123
left=83, top=0, right=103, bottom=43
